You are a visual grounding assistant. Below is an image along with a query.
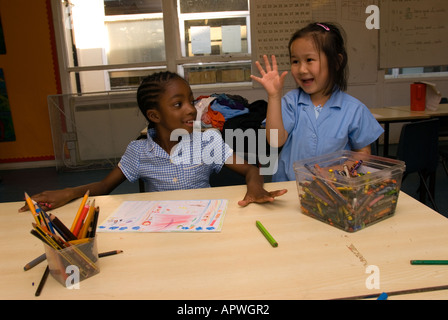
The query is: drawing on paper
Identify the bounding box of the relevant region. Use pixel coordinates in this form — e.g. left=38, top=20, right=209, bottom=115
left=97, top=199, right=228, bottom=232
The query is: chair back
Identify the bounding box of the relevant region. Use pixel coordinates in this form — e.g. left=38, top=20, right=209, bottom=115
left=397, top=118, right=440, bottom=174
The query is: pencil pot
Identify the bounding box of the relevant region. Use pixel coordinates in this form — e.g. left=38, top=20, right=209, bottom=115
left=410, top=82, right=426, bottom=111
left=293, top=151, right=405, bottom=232
left=44, top=237, right=100, bottom=287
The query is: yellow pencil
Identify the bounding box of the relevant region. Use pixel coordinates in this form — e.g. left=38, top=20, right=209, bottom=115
left=24, top=192, right=40, bottom=225
left=70, top=190, right=90, bottom=232
left=68, top=238, right=91, bottom=245
left=78, top=200, right=96, bottom=239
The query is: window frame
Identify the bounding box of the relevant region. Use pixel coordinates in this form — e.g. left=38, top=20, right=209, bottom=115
left=51, top=0, right=252, bottom=94
left=385, top=67, right=448, bottom=80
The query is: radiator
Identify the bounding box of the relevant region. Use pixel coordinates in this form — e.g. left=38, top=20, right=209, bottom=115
left=73, top=98, right=147, bottom=161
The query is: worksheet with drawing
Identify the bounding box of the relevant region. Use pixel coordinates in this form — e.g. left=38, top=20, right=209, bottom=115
left=97, top=200, right=228, bottom=232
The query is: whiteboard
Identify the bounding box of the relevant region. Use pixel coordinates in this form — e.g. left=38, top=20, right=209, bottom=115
left=379, top=0, right=448, bottom=68
left=250, top=0, right=379, bottom=85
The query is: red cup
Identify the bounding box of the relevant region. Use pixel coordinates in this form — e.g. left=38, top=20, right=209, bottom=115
left=410, top=83, right=426, bottom=111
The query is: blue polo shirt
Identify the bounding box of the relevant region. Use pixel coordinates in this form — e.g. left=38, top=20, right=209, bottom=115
left=273, top=88, right=384, bottom=182
left=119, top=129, right=233, bottom=191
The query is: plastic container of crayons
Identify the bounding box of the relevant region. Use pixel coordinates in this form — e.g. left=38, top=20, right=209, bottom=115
left=44, top=237, right=100, bottom=287
left=294, top=150, right=405, bottom=232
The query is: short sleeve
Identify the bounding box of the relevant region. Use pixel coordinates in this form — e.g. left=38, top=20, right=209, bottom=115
left=201, top=129, right=233, bottom=173
left=349, top=105, right=384, bottom=150
left=118, top=140, right=142, bottom=183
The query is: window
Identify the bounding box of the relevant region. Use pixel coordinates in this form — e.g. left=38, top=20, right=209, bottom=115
left=53, top=0, right=251, bottom=94
left=385, top=66, right=448, bottom=79
left=177, top=0, right=251, bottom=85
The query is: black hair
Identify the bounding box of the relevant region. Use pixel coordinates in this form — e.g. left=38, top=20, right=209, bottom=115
left=288, top=22, right=348, bottom=94
left=137, top=71, right=187, bottom=127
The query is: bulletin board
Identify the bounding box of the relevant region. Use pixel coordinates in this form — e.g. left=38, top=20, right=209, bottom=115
left=379, top=0, right=448, bottom=68
left=250, top=0, right=379, bottom=85
left=0, top=0, right=58, bottom=163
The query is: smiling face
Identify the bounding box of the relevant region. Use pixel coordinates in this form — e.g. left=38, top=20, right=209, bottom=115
left=147, top=78, right=197, bottom=136
left=289, top=36, right=330, bottom=106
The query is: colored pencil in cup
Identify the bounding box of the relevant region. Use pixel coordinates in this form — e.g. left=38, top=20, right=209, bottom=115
left=70, top=190, right=90, bottom=232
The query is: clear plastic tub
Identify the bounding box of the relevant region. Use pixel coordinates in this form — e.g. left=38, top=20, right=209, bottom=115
left=294, top=151, right=405, bottom=232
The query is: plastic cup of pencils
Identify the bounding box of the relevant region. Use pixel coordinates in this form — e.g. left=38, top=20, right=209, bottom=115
left=43, top=237, right=100, bottom=287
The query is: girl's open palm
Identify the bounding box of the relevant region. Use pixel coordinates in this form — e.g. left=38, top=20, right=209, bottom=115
left=251, top=55, right=288, bottom=96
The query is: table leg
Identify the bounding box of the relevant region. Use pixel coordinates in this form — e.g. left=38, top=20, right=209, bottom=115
left=383, top=123, right=390, bottom=157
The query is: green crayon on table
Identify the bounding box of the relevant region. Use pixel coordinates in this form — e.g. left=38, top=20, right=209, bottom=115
left=410, top=260, right=448, bottom=265
left=256, top=221, right=278, bottom=248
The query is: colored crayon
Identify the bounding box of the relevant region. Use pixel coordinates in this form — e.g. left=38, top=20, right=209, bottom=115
left=73, top=200, right=91, bottom=238
left=49, top=214, right=77, bottom=241
left=23, top=253, right=46, bottom=271
left=87, top=207, right=100, bottom=238
left=377, top=292, right=388, bottom=300
left=70, top=190, right=90, bottom=232
left=99, top=250, right=123, bottom=258
left=35, top=266, right=50, bottom=297
left=78, top=200, right=96, bottom=239
left=256, top=221, right=278, bottom=248
left=24, top=192, right=40, bottom=225
left=410, top=260, right=448, bottom=265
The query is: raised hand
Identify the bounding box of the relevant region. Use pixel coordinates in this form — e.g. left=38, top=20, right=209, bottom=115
left=250, top=55, right=288, bottom=97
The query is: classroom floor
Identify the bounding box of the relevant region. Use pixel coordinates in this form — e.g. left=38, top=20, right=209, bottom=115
left=1, top=143, right=448, bottom=219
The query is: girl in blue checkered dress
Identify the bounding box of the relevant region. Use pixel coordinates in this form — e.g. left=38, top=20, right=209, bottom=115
left=20, top=72, right=287, bottom=212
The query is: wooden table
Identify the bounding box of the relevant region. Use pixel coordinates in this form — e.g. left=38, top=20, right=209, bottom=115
left=387, top=104, right=448, bottom=118
left=371, top=104, right=448, bottom=156
left=2, top=181, right=448, bottom=300
left=370, top=107, right=430, bottom=156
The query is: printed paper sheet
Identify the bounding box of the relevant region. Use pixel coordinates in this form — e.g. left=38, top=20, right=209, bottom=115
left=97, top=199, right=228, bottom=232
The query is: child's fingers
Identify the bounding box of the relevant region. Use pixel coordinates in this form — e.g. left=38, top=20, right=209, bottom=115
left=18, top=203, right=30, bottom=212
left=238, top=188, right=288, bottom=207
left=37, top=202, right=53, bottom=211
left=263, top=55, right=272, bottom=72
left=270, top=189, right=288, bottom=198
left=253, top=60, right=266, bottom=75
left=237, top=199, right=250, bottom=207
left=271, top=55, right=279, bottom=71
left=250, top=74, right=263, bottom=84
left=238, top=194, right=274, bottom=207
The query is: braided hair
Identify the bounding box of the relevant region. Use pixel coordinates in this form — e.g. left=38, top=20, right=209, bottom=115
left=137, top=71, right=187, bottom=127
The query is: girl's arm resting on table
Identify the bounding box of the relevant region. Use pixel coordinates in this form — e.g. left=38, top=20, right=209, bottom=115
left=225, top=154, right=287, bottom=207
left=18, top=166, right=127, bottom=212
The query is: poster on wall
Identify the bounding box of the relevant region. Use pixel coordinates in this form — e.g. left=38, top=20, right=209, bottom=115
left=0, top=69, right=15, bottom=142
